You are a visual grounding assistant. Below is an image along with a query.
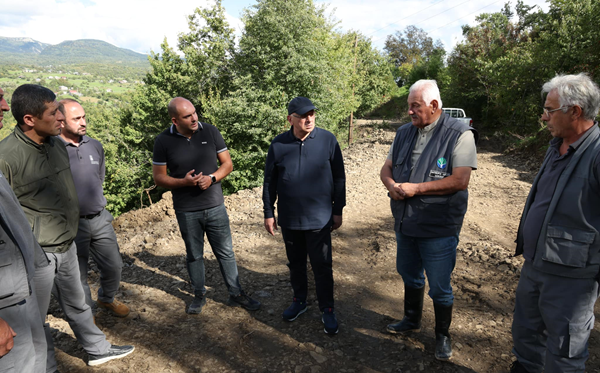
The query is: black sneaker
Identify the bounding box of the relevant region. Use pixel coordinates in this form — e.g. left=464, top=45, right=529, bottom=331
left=228, top=292, right=261, bottom=311
left=282, top=298, right=308, bottom=321
left=88, top=345, right=135, bottom=366
left=510, top=361, right=531, bottom=373
left=187, top=297, right=207, bottom=314
left=322, top=308, right=339, bottom=335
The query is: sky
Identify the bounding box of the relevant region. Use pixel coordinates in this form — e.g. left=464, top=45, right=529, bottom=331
left=0, top=0, right=550, bottom=55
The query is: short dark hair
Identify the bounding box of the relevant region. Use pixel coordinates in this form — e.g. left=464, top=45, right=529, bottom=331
left=11, top=84, right=56, bottom=126
left=59, top=98, right=80, bottom=106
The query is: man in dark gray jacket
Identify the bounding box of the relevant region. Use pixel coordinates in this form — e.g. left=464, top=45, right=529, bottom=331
left=510, top=74, right=600, bottom=373
left=0, top=84, right=134, bottom=371
left=0, top=85, right=48, bottom=373
left=380, top=80, right=477, bottom=361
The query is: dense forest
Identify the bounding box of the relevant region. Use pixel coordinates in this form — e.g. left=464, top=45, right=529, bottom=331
left=1, top=0, right=598, bottom=215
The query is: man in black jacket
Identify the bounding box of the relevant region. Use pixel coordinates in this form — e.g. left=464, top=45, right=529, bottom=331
left=263, top=97, right=346, bottom=334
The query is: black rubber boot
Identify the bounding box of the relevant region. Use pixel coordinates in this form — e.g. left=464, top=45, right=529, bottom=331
left=434, top=303, right=453, bottom=360
left=387, top=286, right=424, bottom=334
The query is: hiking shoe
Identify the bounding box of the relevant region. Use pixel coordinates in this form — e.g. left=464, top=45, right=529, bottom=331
left=282, top=298, right=307, bottom=321
left=187, top=297, right=207, bottom=314
left=88, top=345, right=135, bottom=366
left=228, top=292, right=261, bottom=311
left=322, top=308, right=339, bottom=335
left=97, top=299, right=130, bottom=317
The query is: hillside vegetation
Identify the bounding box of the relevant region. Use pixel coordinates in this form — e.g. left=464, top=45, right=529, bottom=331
left=0, top=0, right=599, bottom=217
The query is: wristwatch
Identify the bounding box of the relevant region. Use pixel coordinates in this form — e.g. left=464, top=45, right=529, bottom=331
left=209, top=174, right=217, bottom=184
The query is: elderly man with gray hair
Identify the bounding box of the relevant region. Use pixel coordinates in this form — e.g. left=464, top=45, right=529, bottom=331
left=380, top=80, right=477, bottom=360
left=510, top=73, right=600, bottom=373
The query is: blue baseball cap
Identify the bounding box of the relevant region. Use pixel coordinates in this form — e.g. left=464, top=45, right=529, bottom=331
left=287, top=96, right=317, bottom=115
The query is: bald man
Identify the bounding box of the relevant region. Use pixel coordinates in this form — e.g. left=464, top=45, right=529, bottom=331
left=152, top=97, right=260, bottom=314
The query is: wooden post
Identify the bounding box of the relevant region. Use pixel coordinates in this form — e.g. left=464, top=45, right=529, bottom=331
left=349, top=34, right=358, bottom=145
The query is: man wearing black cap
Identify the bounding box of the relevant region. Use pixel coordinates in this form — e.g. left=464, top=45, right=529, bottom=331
left=263, top=97, right=346, bottom=334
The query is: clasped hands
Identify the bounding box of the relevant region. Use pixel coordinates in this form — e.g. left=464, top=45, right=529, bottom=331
left=183, top=169, right=212, bottom=190
left=388, top=182, right=418, bottom=200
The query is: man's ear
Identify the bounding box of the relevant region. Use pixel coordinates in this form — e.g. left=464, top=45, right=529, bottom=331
left=22, top=114, right=36, bottom=128
left=171, top=117, right=178, bottom=126
left=287, top=115, right=293, bottom=126
left=571, top=105, right=583, bottom=119
left=431, top=99, right=440, bottom=112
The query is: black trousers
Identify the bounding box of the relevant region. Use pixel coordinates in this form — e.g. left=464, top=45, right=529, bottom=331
left=281, top=226, right=334, bottom=311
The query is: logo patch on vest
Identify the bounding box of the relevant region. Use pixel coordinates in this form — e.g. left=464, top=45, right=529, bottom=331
left=436, top=157, right=447, bottom=169
left=89, top=155, right=99, bottom=165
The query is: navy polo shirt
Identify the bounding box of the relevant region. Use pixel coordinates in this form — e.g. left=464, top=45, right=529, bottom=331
left=153, top=123, right=227, bottom=212
left=263, top=127, right=346, bottom=230
left=60, top=135, right=107, bottom=216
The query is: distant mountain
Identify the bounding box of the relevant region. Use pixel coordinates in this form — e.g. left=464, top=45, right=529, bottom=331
left=0, top=36, right=50, bottom=54
left=0, top=37, right=148, bottom=67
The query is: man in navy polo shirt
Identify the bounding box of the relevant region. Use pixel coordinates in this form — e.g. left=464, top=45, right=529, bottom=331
left=263, top=97, right=346, bottom=334
left=153, top=97, right=260, bottom=314
left=59, top=99, right=130, bottom=319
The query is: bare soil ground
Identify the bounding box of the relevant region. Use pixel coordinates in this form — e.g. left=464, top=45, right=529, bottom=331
left=49, top=120, right=600, bottom=373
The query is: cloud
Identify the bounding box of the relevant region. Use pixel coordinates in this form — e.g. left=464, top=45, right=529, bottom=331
left=316, top=0, right=549, bottom=51
left=0, top=0, right=551, bottom=55
left=0, top=0, right=213, bottom=54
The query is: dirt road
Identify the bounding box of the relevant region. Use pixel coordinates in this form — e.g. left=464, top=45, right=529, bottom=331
left=49, top=120, right=600, bottom=373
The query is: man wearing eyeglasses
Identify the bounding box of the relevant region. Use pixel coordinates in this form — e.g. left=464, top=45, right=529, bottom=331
left=510, top=73, right=600, bottom=373
left=263, top=97, right=346, bottom=334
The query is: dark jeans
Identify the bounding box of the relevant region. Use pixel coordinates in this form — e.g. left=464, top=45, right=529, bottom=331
left=281, top=226, right=334, bottom=311
left=395, top=231, right=458, bottom=306
left=176, top=203, right=242, bottom=298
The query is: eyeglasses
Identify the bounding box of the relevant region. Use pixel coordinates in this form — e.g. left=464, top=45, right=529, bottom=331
left=291, top=111, right=315, bottom=120
left=543, top=106, right=571, bottom=116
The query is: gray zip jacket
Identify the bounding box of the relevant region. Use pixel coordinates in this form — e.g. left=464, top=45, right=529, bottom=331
left=515, top=124, right=600, bottom=278
left=0, top=171, right=49, bottom=309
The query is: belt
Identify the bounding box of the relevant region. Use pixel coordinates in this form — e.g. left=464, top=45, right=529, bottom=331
left=80, top=210, right=102, bottom=219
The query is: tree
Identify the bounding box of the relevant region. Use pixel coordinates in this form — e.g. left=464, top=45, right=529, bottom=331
left=122, top=0, right=396, bottom=207
left=384, top=25, right=444, bottom=86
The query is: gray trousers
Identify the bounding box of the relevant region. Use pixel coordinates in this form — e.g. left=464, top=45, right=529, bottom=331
left=512, top=260, right=599, bottom=373
left=0, top=294, right=46, bottom=373
left=75, top=209, right=123, bottom=307
left=34, top=242, right=111, bottom=373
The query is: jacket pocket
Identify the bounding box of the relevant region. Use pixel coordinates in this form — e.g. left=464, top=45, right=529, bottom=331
left=0, top=238, right=29, bottom=308
left=415, top=196, right=450, bottom=224
left=0, top=239, right=16, bottom=300
left=542, top=225, right=596, bottom=268
left=568, top=316, right=594, bottom=357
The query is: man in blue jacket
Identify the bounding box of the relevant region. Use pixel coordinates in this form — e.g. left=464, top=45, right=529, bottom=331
left=510, top=73, right=600, bottom=373
left=263, top=97, right=346, bottom=334
left=380, top=80, right=477, bottom=360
